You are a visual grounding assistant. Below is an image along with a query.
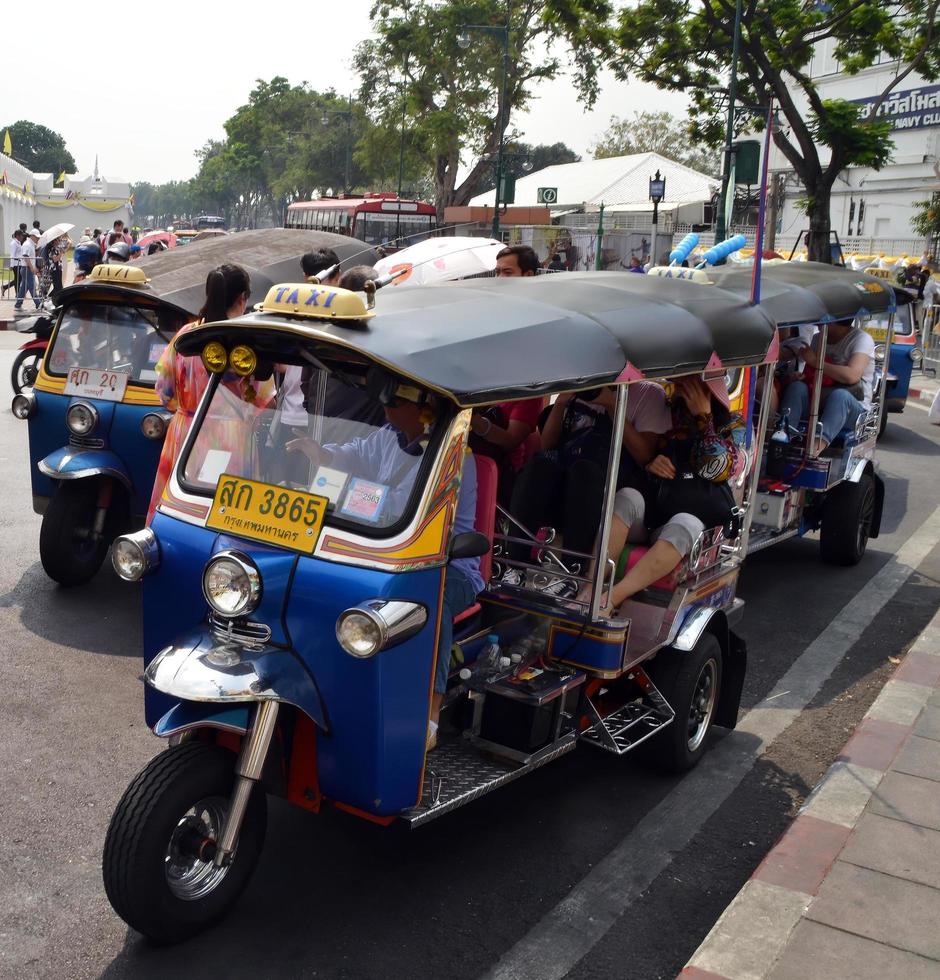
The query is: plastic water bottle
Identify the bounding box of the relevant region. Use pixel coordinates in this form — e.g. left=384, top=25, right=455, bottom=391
left=768, top=410, right=790, bottom=479
left=479, top=634, right=501, bottom=675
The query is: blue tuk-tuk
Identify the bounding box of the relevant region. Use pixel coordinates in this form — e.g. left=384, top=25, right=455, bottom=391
left=101, top=271, right=777, bottom=942
left=10, top=230, right=377, bottom=586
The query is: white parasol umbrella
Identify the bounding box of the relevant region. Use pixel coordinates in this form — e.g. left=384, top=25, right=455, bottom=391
left=37, top=222, right=74, bottom=248
left=373, top=236, right=504, bottom=286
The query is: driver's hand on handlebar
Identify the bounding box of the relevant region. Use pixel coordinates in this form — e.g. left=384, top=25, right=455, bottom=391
left=285, top=436, right=322, bottom=466
left=646, top=454, right=676, bottom=480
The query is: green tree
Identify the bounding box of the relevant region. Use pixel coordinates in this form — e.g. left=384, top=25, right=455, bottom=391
left=1, top=120, right=76, bottom=174
left=545, top=0, right=938, bottom=262
left=354, top=1, right=600, bottom=214
left=476, top=141, right=581, bottom=194
left=590, top=112, right=721, bottom=177
left=912, top=193, right=940, bottom=248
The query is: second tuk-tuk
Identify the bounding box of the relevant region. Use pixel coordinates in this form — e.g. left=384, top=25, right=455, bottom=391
left=102, top=271, right=776, bottom=942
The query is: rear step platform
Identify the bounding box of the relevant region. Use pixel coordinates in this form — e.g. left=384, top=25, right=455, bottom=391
left=580, top=675, right=675, bottom=755
left=402, top=733, right=577, bottom=827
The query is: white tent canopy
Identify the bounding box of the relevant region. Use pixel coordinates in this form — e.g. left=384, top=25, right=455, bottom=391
left=470, top=152, right=719, bottom=214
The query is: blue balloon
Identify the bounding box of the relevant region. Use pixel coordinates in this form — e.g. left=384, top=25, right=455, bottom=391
left=669, top=233, right=699, bottom=265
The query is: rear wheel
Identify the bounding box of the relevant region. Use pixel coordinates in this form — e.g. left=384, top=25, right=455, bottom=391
left=11, top=348, right=43, bottom=394
left=877, top=409, right=888, bottom=440
left=643, top=634, right=723, bottom=773
left=820, top=472, right=875, bottom=566
left=103, top=742, right=267, bottom=944
left=39, top=481, right=112, bottom=586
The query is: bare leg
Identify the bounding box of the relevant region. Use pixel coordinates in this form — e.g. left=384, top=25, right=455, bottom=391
left=609, top=538, right=682, bottom=608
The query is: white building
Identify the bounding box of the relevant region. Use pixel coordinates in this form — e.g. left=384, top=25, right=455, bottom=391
left=773, top=45, right=937, bottom=254
left=469, top=152, right=719, bottom=232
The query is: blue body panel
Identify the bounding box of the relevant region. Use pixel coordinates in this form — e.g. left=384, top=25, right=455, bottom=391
left=143, top=512, right=443, bottom=816
left=40, top=445, right=132, bottom=486
left=27, top=389, right=165, bottom=517
left=885, top=343, right=915, bottom=411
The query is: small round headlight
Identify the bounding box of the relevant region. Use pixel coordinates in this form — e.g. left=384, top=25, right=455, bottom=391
left=112, top=528, right=160, bottom=582
left=336, top=610, right=384, bottom=658
left=202, top=341, right=228, bottom=374
left=11, top=392, right=36, bottom=420
left=141, top=412, right=168, bottom=440
left=911, top=347, right=924, bottom=364
left=202, top=552, right=261, bottom=618
left=66, top=402, right=98, bottom=435
left=229, top=345, right=257, bottom=377
left=873, top=343, right=886, bottom=362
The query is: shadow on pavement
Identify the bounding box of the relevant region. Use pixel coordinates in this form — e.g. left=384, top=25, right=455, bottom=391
left=0, top=559, right=141, bottom=656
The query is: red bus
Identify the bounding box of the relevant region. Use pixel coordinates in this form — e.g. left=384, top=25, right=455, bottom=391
left=285, top=193, right=437, bottom=248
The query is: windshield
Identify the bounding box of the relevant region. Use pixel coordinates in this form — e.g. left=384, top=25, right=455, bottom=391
left=357, top=212, right=436, bottom=246
left=181, top=368, right=444, bottom=533
left=866, top=307, right=914, bottom=339
left=47, top=300, right=185, bottom=385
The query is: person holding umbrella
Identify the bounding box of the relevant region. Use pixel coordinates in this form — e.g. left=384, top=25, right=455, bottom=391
left=37, top=223, right=74, bottom=304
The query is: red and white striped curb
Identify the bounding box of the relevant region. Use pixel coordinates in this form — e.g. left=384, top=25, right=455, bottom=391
left=678, top=611, right=940, bottom=980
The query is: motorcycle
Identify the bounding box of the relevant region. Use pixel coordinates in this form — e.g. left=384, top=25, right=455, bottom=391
left=11, top=308, right=55, bottom=394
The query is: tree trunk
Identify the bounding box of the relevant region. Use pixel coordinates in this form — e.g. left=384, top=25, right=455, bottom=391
left=806, top=182, right=834, bottom=264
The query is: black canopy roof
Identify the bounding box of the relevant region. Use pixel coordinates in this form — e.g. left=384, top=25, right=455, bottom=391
left=57, top=229, right=377, bottom=317
left=708, top=261, right=900, bottom=324
left=177, top=270, right=777, bottom=405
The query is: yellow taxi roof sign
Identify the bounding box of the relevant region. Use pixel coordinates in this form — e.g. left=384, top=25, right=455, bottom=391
left=89, top=263, right=150, bottom=286
left=257, top=282, right=375, bottom=321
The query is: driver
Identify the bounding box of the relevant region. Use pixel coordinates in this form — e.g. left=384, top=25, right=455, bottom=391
left=285, top=384, right=483, bottom=750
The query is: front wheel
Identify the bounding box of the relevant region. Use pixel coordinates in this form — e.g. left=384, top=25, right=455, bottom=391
left=11, top=347, right=43, bottom=394
left=642, top=633, right=723, bottom=773
left=103, top=742, right=267, bottom=944
left=39, top=481, right=112, bottom=586
left=820, top=472, right=875, bottom=566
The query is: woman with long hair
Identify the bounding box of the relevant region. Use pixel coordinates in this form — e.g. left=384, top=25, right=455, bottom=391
left=147, top=264, right=271, bottom=520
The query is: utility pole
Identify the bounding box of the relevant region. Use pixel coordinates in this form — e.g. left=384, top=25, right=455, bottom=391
left=595, top=203, right=605, bottom=270
left=714, top=0, right=744, bottom=247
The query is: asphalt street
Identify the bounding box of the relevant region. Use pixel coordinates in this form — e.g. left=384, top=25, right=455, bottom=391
left=0, top=329, right=938, bottom=980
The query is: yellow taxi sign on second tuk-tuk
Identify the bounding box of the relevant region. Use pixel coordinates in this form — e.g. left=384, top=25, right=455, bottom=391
left=257, top=282, right=375, bottom=321
left=89, top=263, right=150, bottom=286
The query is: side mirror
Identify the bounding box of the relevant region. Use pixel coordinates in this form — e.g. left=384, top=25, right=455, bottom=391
left=450, top=531, right=490, bottom=560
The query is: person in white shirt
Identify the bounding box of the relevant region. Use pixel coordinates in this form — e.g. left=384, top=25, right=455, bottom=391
left=8, top=229, right=24, bottom=297
left=779, top=318, right=874, bottom=450
left=15, top=229, right=42, bottom=310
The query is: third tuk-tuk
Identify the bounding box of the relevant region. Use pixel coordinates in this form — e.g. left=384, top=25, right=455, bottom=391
left=102, top=271, right=776, bottom=942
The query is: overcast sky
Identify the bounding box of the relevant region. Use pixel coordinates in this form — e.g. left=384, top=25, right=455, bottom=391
left=5, top=0, right=689, bottom=185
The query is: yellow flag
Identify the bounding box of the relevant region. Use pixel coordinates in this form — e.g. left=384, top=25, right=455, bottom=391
left=2, top=130, right=11, bottom=156
left=57, top=171, right=66, bottom=184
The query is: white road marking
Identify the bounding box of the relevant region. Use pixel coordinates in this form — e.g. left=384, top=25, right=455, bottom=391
left=482, top=505, right=940, bottom=980
left=907, top=399, right=929, bottom=412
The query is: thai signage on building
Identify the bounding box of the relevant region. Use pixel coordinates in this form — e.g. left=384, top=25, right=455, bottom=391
left=853, top=83, right=940, bottom=131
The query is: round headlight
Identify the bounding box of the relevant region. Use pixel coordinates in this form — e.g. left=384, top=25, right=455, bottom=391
left=229, top=345, right=257, bottom=377
left=873, top=343, right=886, bottom=362
left=11, top=392, right=36, bottom=420
left=141, top=412, right=168, bottom=440
left=66, top=402, right=98, bottom=435
left=112, top=529, right=160, bottom=582
left=911, top=347, right=924, bottom=364
left=336, top=610, right=384, bottom=658
left=202, top=341, right=227, bottom=374
left=202, top=552, right=261, bottom=618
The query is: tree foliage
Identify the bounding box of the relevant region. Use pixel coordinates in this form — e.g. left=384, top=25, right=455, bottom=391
left=545, top=0, right=940, bottom=261
left=475, top=141, right=581, bottom=193
left=1, top=120, right=76, bottom=174
left=911, top=194, right=940, bottom=241
left=354, top=1, right=600, bottom=213
left=590, top=111, right=721, bottom=176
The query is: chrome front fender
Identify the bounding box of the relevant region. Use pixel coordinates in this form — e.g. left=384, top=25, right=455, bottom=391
left=38, top=446, right=132, bottom=491
left=146, top=631, right=328, bottom=732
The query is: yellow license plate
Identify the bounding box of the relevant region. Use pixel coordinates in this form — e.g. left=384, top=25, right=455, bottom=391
left=206, top=474, right=328, bottom=554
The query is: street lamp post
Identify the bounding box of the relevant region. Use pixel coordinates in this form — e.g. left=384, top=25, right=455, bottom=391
left=321, top=94, right=354, bottom=195
left=649, top=169, right=666, bottom=267
left=458, top=18, right=510, bottom=239
left=714, top=0, right=744, bottom=248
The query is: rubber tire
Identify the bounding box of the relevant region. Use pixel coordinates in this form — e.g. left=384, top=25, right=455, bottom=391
left=642, top=633, right=723, bottom=774
left=820, top=472, right=875, bottom=566
left=877, top=409, right=888, bottom=440
left=39, top=481, right=111, bottom=586
left=102, top=741, right=267, bottom=945
left=11, top=348, right=43, bottom=394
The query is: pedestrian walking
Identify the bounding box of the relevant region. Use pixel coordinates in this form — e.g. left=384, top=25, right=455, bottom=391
left=15, top=229, right=42, bottom=311
left=7, top=228, right=24, bottom=298
left=37, top=234, right=69, bottom=304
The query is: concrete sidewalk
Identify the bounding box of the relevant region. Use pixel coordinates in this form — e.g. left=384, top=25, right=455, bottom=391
left=680, top=607, right=940, bottom=980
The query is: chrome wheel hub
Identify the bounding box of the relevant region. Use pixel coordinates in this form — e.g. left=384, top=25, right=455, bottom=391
left=687, top=658, right=718, bottom=752
left=165, top=796, right=231, bottom=901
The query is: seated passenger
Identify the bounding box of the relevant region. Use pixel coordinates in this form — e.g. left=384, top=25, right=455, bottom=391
left=468, top=397, right=544, bottom=504
left=503, top=382, right=672, bottom=598
left=603, top=375, right=744, bottom=612
left=778, top=317, right=874, bottom=452
left=285, top=385, right=483, bottom=749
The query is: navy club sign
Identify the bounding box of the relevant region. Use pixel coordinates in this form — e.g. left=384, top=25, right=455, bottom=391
left=853, top=83, right=940, bottom=131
